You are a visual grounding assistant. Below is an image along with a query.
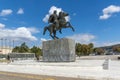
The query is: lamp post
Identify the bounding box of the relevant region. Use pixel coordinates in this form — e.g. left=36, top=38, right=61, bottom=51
left=9, top=39, right=11, bottom=53
left=5, top=39, right=7, bottom=54
left=13, top=40, right=14, bottom=52
left=0, top=38, right=3, bottom=54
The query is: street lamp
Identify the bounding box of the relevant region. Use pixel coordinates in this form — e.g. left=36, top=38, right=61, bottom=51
left=0, top=38, right=3, bottom=54
left=13, top=40, right=14, bottom=51
left=5, top=39, right=7, bottom=54
left=9, top=39, right=11, bottom=53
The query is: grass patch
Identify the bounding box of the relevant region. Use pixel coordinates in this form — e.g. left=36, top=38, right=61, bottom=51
left=0, top=59, right=10, bottom=63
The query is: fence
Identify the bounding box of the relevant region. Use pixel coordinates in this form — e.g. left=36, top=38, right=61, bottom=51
left=8, top=53, right=35, bottom=60
left=0, top=54, right=7, bottom=59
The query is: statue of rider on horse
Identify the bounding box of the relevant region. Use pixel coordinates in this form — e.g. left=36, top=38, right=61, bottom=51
left=43, top=10, right=75, bottom=39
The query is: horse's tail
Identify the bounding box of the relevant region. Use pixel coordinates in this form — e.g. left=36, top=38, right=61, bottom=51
left=43, top=26, right=48, bottom=35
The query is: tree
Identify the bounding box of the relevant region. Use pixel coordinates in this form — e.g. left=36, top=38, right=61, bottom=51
left=12, top=46, right=20, bottom=52
left=88, top=43, right=94, bottom=54
left=113, top=46, right=120, bottom=53
left=95, top=48, right=105, bottom=55
left=75, top=43, right=94, bottom=56
left=88, top=43, right=94, bottom=48
left=30, top=46, right=42, bottom=60
left=12, top=42, right=29, bottom=53
left=81, top=44, right=90, bottom=55
left=19, top=42, right=29, bottom=53
left=75, top=43, right=82, bottom=57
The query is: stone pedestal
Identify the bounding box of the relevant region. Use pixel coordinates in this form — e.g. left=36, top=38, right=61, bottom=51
left=42, top=38, right=75, bottom=62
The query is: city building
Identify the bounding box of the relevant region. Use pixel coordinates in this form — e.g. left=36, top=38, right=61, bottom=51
left=0, top=47, right=12, bottom=54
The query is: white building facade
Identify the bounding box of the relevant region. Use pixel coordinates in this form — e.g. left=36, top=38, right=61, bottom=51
left=0, top=47, right=12, bottom=54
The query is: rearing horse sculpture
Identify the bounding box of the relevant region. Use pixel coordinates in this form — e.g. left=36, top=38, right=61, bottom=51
left=43, top=11, right=75, bottom=39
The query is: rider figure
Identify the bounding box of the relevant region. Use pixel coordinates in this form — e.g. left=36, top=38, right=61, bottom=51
left=43, top=10, right=74, bottom=39
left=48, top=10, right=59, bottom=31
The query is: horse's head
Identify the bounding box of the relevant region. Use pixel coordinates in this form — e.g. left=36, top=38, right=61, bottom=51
left=62, top=12, right=69, bottom=17
left=59, top=12, right=69, bottom=18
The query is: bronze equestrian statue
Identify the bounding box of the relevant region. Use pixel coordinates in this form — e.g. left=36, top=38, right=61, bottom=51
left=43, top=10, right=75, bottom=39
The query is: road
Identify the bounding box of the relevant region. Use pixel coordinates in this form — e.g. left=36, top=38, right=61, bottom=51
left=0, top=71, right=92, bottom=80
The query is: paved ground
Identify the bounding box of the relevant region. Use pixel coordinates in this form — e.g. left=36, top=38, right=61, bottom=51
left=78, top=55, right=120, bottom=60
left=0, top=71, right=92, bottom=80
left=0, top=59, right=120, bottom=80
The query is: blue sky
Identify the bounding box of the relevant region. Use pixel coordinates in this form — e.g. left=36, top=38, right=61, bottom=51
left=0, top=0, right=120, bottom=47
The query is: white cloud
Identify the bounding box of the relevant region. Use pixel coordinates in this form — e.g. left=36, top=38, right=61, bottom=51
left=27, top=27, right=40, bottom=33
left=17, top=8, right=24, bottom=14
left=49, top=6, right=62, bottom=15
left=0, top=23, right=5, bottom=28
left=0, top=9, right=12, bottom=16
left=92, top=41, right=120, bottom=47
left=67, top=34, right=96, bottom=44
left=101, top=41, right=120, bottom=47
left=40, top=38, right=52, bottom=43
left=100, top=5, right=120, bottom=20
left=0, top=27, right=37, bottom=41
left=40, top=38, right=47, bottom=42
left=100, top=14, right=111, bottom=20
left=43, top=6, right=70, bottom=23
left=65, top=16, right=70, bottom=22
left=66, top=33, right=120, bottom=47
left=103, top=5, right=120, bottom=14
left=43, top=14, right=49, bottom=23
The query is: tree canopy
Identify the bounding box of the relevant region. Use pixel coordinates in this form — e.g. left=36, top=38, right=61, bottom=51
left=12, top=42, right=29, bottom=53
left=12, top=42, right=42, bottom=60
left=75, top=43, right=94, bottom=56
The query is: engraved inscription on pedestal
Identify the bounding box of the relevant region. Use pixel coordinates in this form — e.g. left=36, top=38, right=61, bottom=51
left=42, top=38, right=75, bottom=62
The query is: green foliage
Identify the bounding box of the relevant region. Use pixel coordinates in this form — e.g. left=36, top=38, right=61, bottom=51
left=12, top=42, right=42, bottom=60
left=94, top=48, right=105, bottom=55
left=75, top=43, right=94, bottom=56
left=75, top=43, right=82, bottom=57
left=88, top=43, right=94, bottom=53
left=30, top=46, right=42, bottom=60
left=88, top=43, right=94, bottom=48
left=12, top=46, right=20, bottom=53
left=12, top=42, right=29, bottom=53
left=113, top=46, right=120, bottom=53
left=19, top=42, right=29, bottom=53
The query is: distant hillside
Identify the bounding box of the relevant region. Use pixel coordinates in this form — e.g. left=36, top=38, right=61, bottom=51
left=98, top=44, right=120, bottom=50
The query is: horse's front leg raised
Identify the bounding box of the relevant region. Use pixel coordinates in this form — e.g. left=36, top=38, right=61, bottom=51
left=66, top=22, right=75, bottom=32
left=43, top=26, right=48, bottom=35
left=71, top=26, right=75, bottom=32
left=59, top=29, right=62, bottom=34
